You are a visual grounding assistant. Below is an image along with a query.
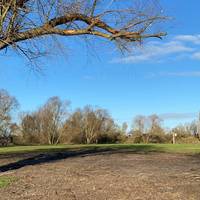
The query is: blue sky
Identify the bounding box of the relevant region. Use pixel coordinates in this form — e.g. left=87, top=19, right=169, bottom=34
left=1, top=0, right=200, bottom=128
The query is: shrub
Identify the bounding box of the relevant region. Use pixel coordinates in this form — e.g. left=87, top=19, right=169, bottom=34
left=0, top=136, right=12, bottom=147
left=148, top=134, right=166, bottom=143
left=127, top=131, right=144, bottom=143
left=176, top=136, right=200, bottom=144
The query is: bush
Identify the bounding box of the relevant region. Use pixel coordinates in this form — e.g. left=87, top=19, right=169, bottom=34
left=97, top=132, right=123, bottom=144
left=0, top=136, right=12, bottom=146
left=176, top=136, right=200, bottom=144
left=12, top=135, right=25, bottom=145
left=148, top=134, right=166, bottom=143
left=127, top=131, right=173, bottom=144
left=127, top=131, right=144, bottom=143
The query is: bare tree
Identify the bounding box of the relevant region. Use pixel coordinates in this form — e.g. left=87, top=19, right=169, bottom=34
left=63, top=105, right=117, bottom=144
left=0, top=89, right=18, bottom=136
left=20, top=96, right=69, bottom=144
left=145, top=114, right=165, bottom=143
left=189, top=121, right=199, bottom=139
left=131, top=114, right=165, bottom=143
left=62, top=109, right=85, bottom=143
left=20, top=112, right=42, bottom=143
left=38, top=96, right=69, bottom=144
left=121, top=122, right=128, bottom=134
left=0, top=0, right=167, bottom=62
left=148, top=114, right=162, bottom=132
left=133, top=115, right=146, bottom=133
left=81, top=106, right=113, bottom=144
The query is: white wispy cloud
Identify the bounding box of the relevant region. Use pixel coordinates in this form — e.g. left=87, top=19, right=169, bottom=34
left=153, top=71, right=200, bottom=77
left=192, top=52, right=200, bottom=60
left=159, top=113, right=196, bottom=120
left=174, top=35, right=200, bottom=45
left=113, top=34, right=200, bottom=64
left=160, top=71, right=200, bottom=77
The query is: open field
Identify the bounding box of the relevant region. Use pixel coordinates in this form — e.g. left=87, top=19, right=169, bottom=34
left=0, top=144, right=200, bottom=199
left=1, top=144, right=200, bottom=155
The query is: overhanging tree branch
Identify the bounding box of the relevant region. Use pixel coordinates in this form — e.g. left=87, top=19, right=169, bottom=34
left=0, top=0, right=168, bottom=60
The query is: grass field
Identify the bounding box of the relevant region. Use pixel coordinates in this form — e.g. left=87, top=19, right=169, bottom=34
left=1, top=143, right=200, bottom=155
left=0, top=176, right=16, bottom=188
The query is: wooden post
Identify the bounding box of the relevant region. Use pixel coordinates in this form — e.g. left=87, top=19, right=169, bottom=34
left=172, top=133, right=177, bottom=144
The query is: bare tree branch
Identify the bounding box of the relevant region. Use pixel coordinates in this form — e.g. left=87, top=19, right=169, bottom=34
left=0, top=0, right=168, bottom=61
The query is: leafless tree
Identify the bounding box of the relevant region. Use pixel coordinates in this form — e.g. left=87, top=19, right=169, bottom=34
left=38, top=96, right=69, bottom=144
left=131, top=114, right=165, bottom=143
left=82, top=106, right=105, bottom=143
left=62, top=109, right=84, bottom=143
left=20, top=112, right=42, bottom=143
left=0, top=89, right=19, bottom=136
left=121, top=122, right=128, bottom=134
left=144, top=114, right=164, bottom=143
left=133, top=115, right=146, bottom=133
left=148, top=114, right=162, bottom=131
left=0, top=0, right=167, bottom=62
left=63, top=105, right=117, bottom=144
left=20, top=96, right=69, bottom=144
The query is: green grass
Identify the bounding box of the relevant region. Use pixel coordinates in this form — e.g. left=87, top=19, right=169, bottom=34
left=1, top=144, right=200, bottom=155
left=0, top=176, right=16, bottom=188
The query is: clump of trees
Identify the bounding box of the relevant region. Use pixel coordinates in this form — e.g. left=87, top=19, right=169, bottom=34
left=170, top=122, right=200, bottom=144
left=128, top=114, right=200, bottom=144
left=20, top=96, right=69, bottom=144
left=62, top=106, right=121, bottom=144
left=18, top=99, right=123, bottom=145
left=1, top=88, right=200, bottom=146
left=128, top=114, right=167, bottom=143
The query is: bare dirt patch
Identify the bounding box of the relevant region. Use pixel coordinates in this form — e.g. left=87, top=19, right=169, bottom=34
left=0, top=150, right=200, bottom=200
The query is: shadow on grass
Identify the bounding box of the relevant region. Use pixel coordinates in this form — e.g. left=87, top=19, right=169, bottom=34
left=0, top=145, right=164, bottom=173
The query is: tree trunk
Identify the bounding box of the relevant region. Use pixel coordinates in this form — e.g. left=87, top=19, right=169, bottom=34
left=86, top=138, right=91, bottom=144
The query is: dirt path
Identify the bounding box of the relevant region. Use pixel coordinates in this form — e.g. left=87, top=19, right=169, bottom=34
left=0, top=151, right=200, bottom=200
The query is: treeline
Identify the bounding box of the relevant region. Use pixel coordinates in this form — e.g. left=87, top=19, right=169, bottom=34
left=19, top=97, right=124, bottom=145
left=0, top=89, right=125, bottom=145
left=0, top=89, right=200, bottom=146
left=129, top=115, right=200, bottom=144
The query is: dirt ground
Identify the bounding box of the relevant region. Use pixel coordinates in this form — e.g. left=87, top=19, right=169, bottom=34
left=0, top=149, right=200, bottom=200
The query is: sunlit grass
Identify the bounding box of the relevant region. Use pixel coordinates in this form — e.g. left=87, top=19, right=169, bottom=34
left=0, top=176, right=16, bottom=188
left=1, top=144, right=200, bottom=155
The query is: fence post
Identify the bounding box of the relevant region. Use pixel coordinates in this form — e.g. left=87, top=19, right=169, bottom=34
left=172, top=133, right=177, bottom=144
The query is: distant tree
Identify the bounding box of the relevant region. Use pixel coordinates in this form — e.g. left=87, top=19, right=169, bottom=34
left=171, top=123, right=200, bottom=144
left=128, top=130, right=144, bottom=143
left=21, top=96, right=69, bottom=144
left=0, top=89, right=18, bottom=136
left=63, top=105, right=118, bottom=144
left=190, top=121, right=199, bottom=140
left=130, top=114, right=166, bottom=143
left=132, top=115, right=146, bottom=133
left=147, top=114, right=165, bottom=143
left=20, top=112, right=41, bottom=143
left=148, top=114, right=163, bottom=132
left=121, top=122, right=128, bottom=134
left=62, top=109, right=85, bottom=143
left=39, top=97, right=69, bottom=144
left=0, top=0, right=167, bottom=63
left=82, top=106, right=115, bottom=143
left=172, top=124, right=191, bottom=136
